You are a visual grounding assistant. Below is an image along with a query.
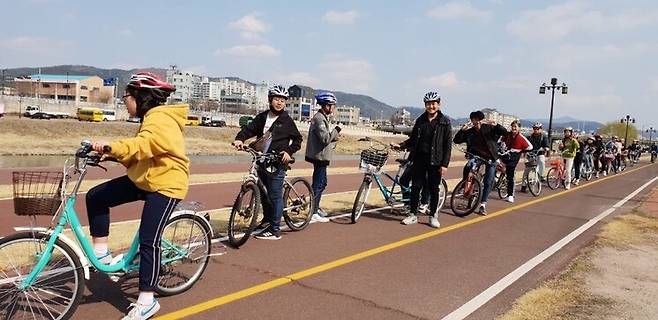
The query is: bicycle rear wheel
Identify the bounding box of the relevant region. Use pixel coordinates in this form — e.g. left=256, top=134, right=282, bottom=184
left=546, top=167, right=560, bottom=190
left=527, top=168, right=542, bottom=196
left=0, top=232, right=85, bottom=320
left=437, top=178, right=448, bottom=212
left=156, top=214, right=212, bottom=296
left=283, top=177, right=314, bottom=231
left=496, top=172, right=508, bottom=199
left=351, top=177, right=373, bottom=224
left=228, top=181, right=260, bottom=248
left=450, top=178, right=482, bottom=217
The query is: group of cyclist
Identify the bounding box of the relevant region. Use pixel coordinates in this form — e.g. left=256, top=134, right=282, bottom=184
left=83, top=72, right=654, bottom=319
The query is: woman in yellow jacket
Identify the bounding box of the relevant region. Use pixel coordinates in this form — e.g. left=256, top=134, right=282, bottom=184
left=88, top=73, right=189, bottom=320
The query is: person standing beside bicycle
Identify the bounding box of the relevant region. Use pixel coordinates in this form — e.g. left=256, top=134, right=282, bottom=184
left=499, top=120, right=533, bottom=203
left=232, top=85, right=303, bottom=240
left=558, top=127, right=579, bottom=189
left=87, top=72, right=189, bottom=320
left=524, top=122, right=549, bottom=184
left=572, top=131, right=585, bottom=185
left=305, top=91, right=341, bottom=223
left=391, top=91, right=452, bottom=228
left=453, top=110, right=507, bottom=215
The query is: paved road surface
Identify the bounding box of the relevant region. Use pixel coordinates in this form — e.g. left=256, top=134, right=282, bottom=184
left=58, top=161, right=658, bottom=319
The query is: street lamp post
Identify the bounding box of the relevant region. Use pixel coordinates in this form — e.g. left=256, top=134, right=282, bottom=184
left=539, top=77, right=568, bottom=150
left=620, top=115, right=635, bottom=147
left=647, top=127, right=656, bottom=144
left=1, top=69, right=5, bottom=96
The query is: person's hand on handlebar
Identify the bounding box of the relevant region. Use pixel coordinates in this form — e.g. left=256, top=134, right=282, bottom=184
left=232, top=140, right=244, bottom=150
left=280, top=151, right=291, bottom=165
left=92, top=142, right=109, bottom=154
left=390, top=143, right=401, bottom=151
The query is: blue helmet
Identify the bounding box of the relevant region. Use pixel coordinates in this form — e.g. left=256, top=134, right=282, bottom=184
left=315, top=91, right=337, bottom=105
left=423, top=91, right=441, bottom=103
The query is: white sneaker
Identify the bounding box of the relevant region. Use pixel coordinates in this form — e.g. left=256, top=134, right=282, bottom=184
left=122, top=299, right=160, bottom=320
left=316, top=208, right=329, bottom=217
left=96, top=251, right=113, bottom=264
left=429, top=216, right=440, bottom=228
left=418, top=204, right=429, bottom=215
left=573, top=179, right=580, bottom=185
left=401, top=215, right=418, bottom=225
left=603, top=171, right=607, bottom=177
left=505, top=196, right=514, bottom=203
left=565, top=184, right=571, bottom=190
left=478, top=202, right=487, bottom=216
left=311, top=213, right=329, bottom=223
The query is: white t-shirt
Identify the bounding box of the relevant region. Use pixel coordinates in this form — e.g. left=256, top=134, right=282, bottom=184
left=263, top=112, right=279, bottom=134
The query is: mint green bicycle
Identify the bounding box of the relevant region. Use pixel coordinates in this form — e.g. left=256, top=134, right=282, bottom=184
left=0, top=141, right=216, bottom=320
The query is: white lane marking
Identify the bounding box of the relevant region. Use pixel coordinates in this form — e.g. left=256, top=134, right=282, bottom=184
left=441, top=175, right=658, bottom=320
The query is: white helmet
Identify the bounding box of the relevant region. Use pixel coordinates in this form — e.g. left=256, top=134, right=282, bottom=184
left=423, top=91, right=441, bottom=103
left=268, top=85, right=289, bottom=99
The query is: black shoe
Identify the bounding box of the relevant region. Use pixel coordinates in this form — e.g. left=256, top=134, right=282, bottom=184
left=520, top=186, right=528, bottom=193
left=254, top=221, right=270, bottom=234
left=255, top=230, right=281, bottom=240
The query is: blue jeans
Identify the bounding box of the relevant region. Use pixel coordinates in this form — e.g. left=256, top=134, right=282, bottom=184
left=463, top=159, right=496, bottom=203
left=258, top=167, right=287, bottom=234
left=311, top=162, right=328, bottom=215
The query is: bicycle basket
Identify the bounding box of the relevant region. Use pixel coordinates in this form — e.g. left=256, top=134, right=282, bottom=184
left=12, top=171, right=64, bottom=216
left=525, top=154, right=538, bottom=166
left=549, top=160, right=562, bottom=167
left=359, top=149, right=388, bottom=171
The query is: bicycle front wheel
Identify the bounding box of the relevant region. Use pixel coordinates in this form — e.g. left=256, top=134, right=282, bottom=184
left=496, top=172, right=508, bottom=199
left=527, top=168, right=542, bottom=196
left=0, top=232, right=85, bottom=320
left=156, top=214, right=212, bottom=296
left=351, top=177, right=373, bottom=224
left=546, top=167, right=560, bottom=190
left=283, top=177, right=314, bottom=231
left=450, top=178, right=482, bottom=217
left=228, top=181, right=261, bottom=248
left=437, top=178, right=448, bottom=212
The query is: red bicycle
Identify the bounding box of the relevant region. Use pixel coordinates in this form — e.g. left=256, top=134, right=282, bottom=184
left=546, top=159, right=567, bottom=189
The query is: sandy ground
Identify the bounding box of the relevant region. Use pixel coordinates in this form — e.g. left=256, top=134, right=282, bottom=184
left=499, top=186, right=658, bottom=320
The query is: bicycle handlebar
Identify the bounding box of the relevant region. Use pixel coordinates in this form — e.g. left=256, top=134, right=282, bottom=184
left=239, top=146, right=296, bottom=164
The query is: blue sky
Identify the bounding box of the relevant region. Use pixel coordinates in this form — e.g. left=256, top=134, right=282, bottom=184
left=2, top=0, right=658, bottom=127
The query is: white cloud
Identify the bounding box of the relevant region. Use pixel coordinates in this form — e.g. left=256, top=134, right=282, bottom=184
left=421, top=72, right=460, bottom=89
left=427, top=2, right=492, bottom=22
left=229, top=14, right=269, bottom=41
left=275, top=72, right=321, bottom=88
left=320, top=55, right=375, bottom=92
left=322, top=10, right=359, bottom=25
left=507, top=1, right=658, bottom=42
left=215, top=44, right=280, bottom=58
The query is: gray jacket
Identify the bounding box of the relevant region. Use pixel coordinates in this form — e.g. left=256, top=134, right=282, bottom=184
left=305, top=111, right=339, bottom=165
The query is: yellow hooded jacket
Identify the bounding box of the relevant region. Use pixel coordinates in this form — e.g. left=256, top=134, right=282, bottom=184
left=108, top=104, right=190, bottom=199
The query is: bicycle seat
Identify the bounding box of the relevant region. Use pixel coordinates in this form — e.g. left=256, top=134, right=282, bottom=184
left=395, top=158, right=409, bottom=165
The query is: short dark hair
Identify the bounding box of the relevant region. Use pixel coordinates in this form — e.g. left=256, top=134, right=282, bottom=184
left=126, top=86, right=171, bottom=118
left=469, top=110, right=485, bottom=121
left=511, top=120, right=521, bottom=127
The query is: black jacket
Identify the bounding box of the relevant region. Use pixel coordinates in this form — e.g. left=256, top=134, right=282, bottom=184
left=235, top=111, right=303, bottom=155
left=527, top=133, right=549, bottom=155
left=399, top=112, right=452, bottom=167
left=453, top=123, right=508, bottom=161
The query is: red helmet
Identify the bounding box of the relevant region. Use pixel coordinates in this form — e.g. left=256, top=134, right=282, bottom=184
left=127, top=72, right=175, bottom=92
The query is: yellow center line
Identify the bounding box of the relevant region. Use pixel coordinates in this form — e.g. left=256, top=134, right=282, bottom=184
left=154, top=164, right=654, bottom=320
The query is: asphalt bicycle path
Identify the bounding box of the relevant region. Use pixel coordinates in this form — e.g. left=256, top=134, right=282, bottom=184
left=1, top=156, right=472, bottom=236
left=66, top=161, right=657, bottom=319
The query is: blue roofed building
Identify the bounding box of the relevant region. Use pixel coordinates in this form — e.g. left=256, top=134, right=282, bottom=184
left=14, top=74, right=116, bottom=103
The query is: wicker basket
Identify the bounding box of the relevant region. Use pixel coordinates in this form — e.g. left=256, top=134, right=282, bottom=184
left=525, top=154, right=538, bottom=166
left=12, top=171, right=63, bottom=216
left=359, top=149, right=388, bottom=170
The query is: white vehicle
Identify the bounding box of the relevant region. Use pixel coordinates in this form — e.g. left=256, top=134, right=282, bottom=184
left=201, top=115, right=212, bottom=126
left=101, top=109, right=117, bottom=121
left=23, top=105, right=70, bottom=119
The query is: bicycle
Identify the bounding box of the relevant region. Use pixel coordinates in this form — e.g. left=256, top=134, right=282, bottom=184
left=0, top=141, right=216, bottom=320
left=546, top=159, right=572, bottom=189
left=351, top=137, right=448, bottom=224
left=227, top=146, right=314, bottom=248
left=521, top=151, right=542, bottom=196
left=450, top=151, right=492, bottom=217
left=577, top=149, right=595, bottom=181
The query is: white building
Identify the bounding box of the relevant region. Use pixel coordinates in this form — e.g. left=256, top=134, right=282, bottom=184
left=166, top=69, right=201, bottom=103
left=336, top=105, right=360, bottom=125
left=481, top=108, right=519, bottom=129
left=286, top=97, right=317, bottom=121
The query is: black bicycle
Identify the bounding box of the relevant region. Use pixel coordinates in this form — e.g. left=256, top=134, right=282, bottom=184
left=227, top=147, right=314, bottom=247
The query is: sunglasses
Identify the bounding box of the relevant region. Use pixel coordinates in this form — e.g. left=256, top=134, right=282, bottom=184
left=122, top=93, right=131, bottom=98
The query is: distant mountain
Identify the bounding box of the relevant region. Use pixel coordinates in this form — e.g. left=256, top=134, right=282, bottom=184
left=329, top=90, right=397, bottom=119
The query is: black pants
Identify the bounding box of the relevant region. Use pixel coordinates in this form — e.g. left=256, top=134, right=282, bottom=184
left=86, top=176, right=180, bottom=291
left=504, top=153, right=521, bottom=197
left=410, top=156, right=442, bottom=216
left=593, top=152, right=601, bottom=173
left=574, top=153, right=583, bottom=179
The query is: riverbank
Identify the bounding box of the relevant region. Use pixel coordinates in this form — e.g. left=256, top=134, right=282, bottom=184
left=0, top=118, right=405, bottom=156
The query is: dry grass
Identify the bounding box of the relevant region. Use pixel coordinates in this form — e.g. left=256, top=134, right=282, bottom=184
left=0, top=118, right=405, bottom=156
left=498, top=208, right=658, bottom=320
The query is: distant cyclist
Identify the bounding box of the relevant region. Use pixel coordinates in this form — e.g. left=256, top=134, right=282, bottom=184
left=523, top=122, right=549, bottom=188
left=87, top=72, right=189, bottom=320
left=499, top=120, right=532, bottom=203
left=392, top=91, right=452, bottom=228
left=572, top=131, right=585, bottom=185
left=453, top=110, right=507, bottom=215
left=232, top=85, right=303, bottom=240
left=592, top=134, right=605, bottom=178
left=558, top=127, right=579, bottom=189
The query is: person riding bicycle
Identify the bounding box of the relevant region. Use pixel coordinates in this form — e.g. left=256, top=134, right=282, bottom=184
left=499, top=120, right=533, bottom=203
left=232, top=85, right=303, bottom=240
left=305, top=91, right=341, bottom=223
left=391, top=91, right=452, bottom=228
left=628, top=139, right=641, bottom=162
left=558, top=127, right=579, bottom=189
left=524, top=122, right=549, bottom=185
left=87, top=72, right=189, bottom=320
left=572, top=131, right=585, bottom=185
left=651, top=142, right=657, bottom=162
left=453, top=110, right=507, bottom=215
left=592, top=134, right=605, bottom=178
